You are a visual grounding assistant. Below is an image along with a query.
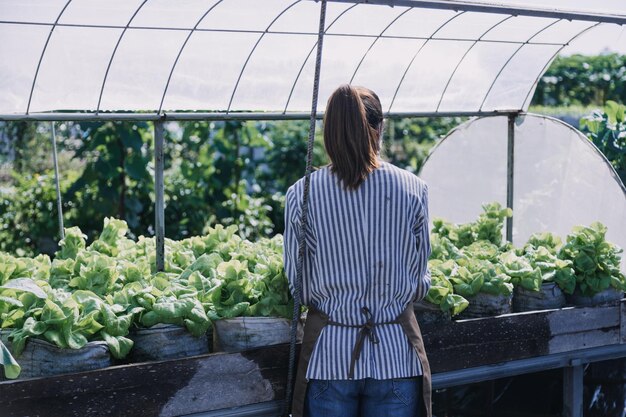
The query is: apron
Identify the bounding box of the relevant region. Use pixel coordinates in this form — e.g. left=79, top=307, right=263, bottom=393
left=291, top=304, right=432, bottom=417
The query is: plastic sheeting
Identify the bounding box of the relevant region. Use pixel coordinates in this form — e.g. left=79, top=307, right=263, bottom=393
left=0, top=0, right=622, bottom=116
left=419, top=114, right=626, bottom=272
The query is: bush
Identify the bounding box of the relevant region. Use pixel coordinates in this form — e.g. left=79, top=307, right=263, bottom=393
left=580, top=100, right=626, bottom=184
left=0, top=170, right=79, bottom=256
left=533, top=54, right=626, bottom=107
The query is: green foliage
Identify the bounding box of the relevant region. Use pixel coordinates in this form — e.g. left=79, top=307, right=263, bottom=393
left=426, top=205, right=624, bottom=312
left=382, top=117, right=465, bottom=174
left=0, top=217, right=290, bottom=374
left=579, top=100, right=626, bottom=184
left=0, top=338, right=20, bottom=379
left=426, top=260, right=469, bottom=316
left=162, top=120, right=278, bottom=241
left=1, top=114, right=463, bottom=253
left=256, top=120, right=328, bottom=192
left=432, top=202, right=512, bottom=249
left=0, top=171, right=79, bottom=256
left=0, top=122, right=49, bottom=175
left=498, top=251, right=542, bottom=292
left=558, top=222, right=626, bottom=296
left=426, top=204, right=516, bottom=315
left=533, top=54, right=626, bottom=107
left=66, top=121, right=153, bottom=239
left=520, top=233, right=576, bottom=295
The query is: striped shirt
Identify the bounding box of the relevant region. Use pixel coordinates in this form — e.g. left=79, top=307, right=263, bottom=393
left=284, top=159, right=432, bottom=380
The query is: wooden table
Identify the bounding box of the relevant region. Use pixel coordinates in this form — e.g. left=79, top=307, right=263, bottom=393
left=1, top=299, right=624, bottom=417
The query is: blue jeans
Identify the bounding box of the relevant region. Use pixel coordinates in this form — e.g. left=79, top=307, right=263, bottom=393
left=304, top=377, right=422, bottom=417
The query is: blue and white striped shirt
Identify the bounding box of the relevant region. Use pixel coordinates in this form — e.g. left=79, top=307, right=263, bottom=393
left=284, top=159, right=431, bottom=380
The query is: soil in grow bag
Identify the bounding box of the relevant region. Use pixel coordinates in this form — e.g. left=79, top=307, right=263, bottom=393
left=513, top=282, right=566, bottom=312
left=413, top=300, right=451, bottom=323
left=127, top=324, right=209, bottom=362
left=213, top=317, right=297, bottom=353
left=0, top=329, right=111, bottom=380
left=567, top=287, right=624, bottom=307
left=457, top=292, right=513, bottom=319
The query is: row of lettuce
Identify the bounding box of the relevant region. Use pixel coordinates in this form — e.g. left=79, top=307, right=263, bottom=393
left=0, top=219, right=290, bottom=378
left=1, top=204, right=625, bottom=378
left=424, top=203, right=626, bottom=316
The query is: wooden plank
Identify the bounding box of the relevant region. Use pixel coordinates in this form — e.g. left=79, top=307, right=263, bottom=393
left=421, top=304, right=622, bottom=363
left=420, top=303, right=621, bottom=348
left=0, top=345, right=289, bottom=417
left=178, top=400, right=282, bottom=417
left=548, top=329, right=620, bottom=354
left=546, top=305, right=619, bottom=335
left=563, top=365, right=583, bottom=417
left=427, top=339, right=547, bottom=373
left=420, top=309, right=551, bottom=348
left=1, top=303, right=625, bottom=417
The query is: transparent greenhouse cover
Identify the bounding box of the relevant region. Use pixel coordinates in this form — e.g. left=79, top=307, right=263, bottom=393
left=0, top=0, right=625, bottom=117
left=420, top=114, right=626, bottom=272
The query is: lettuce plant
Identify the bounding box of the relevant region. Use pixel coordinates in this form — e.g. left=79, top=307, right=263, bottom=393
left=558, top=222, right=626, bottom=296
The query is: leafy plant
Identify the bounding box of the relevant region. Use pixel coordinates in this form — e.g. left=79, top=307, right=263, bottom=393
left=558, top=222, right=626, bottom=296
left=432, top=202, right=512, bottom=249
left=580, top=100, right=626, bottom=185
left=0, top=215, right=292, bottom=378
left=533, top=54, right=626, bottom=107
left=0, top=170, right=80, bottom=256
left=0, top=338, right=20, bottom=379
left=498, top=251, right=542, bottom=292
left=520, top=233, right=576, bottom=294
left=66, top=121, right=153, bottom=239
left=426, top=260, right=469, bottom=316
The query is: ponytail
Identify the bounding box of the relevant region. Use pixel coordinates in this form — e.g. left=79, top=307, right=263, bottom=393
left=323, top=84, right=383, bottom=190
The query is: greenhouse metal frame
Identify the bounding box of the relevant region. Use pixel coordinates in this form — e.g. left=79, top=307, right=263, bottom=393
left=2, top=1, right=626, bottom=416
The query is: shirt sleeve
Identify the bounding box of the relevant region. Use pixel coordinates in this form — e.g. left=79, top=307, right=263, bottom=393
left=412, top=182, right=432, bottom=302
left=283, top=184, right=313, bottom=305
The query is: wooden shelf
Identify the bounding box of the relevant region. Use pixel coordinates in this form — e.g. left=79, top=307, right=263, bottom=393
left=0, top=300, right=624, bottom=417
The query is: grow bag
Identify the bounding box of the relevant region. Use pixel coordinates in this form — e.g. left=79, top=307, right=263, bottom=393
left=0, top=329, right=111, bottom=380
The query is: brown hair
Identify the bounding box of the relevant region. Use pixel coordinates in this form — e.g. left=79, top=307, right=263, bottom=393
left=323, top=84, right=383, bottom=190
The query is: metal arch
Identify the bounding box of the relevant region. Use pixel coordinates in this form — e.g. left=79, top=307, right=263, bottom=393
left=0, top=20, right=597, bottom=45
left=95, top=0, right=150, bottom=114
left=282, top=3, right=358, bottom=113
left=521, top=22, right=602, bottom=109
left=478, top=18, right=563, bottom=111
left=348, top=7, right=413, bottom=85
left=529, top=112, right=626, bottom=196
left=387, top=10, right=466, bottom=113
left=326, top=0, right=626, bottom=25
left=0, top=110, right=520, bottom=122
left=225, top=0, right=302, bottom=114
left=25, top=0, right=73, bottom=115
left=434, top=14, right=514, bottom=112
left=157, top=0, right=225, bottom=114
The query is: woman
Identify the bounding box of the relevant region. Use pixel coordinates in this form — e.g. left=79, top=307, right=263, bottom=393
left=284, top=84, right=432, bottom=417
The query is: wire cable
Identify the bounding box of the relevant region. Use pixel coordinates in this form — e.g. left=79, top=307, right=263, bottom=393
left=284, top=0, right=327, bottom=415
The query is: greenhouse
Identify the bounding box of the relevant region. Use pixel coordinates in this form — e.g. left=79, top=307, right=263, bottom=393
left=0, top=0, right=626, bottom=417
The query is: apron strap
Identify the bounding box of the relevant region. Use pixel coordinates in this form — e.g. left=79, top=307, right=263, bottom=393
left=291, top=304, right=432, bottom=417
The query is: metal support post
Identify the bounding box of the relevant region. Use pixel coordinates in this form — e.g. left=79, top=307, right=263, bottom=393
left=505, top=114, right=515, bottom=243
left=154, top=119, right=165, bottom=272
left=563, top=364, right=584, bottom=417
left=50, top=122, right=64, bottom=240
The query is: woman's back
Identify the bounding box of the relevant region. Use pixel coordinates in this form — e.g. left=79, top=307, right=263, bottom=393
left=284, top=160, right=431, bottom=379
left=285, top=84, right=432, bottom=417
